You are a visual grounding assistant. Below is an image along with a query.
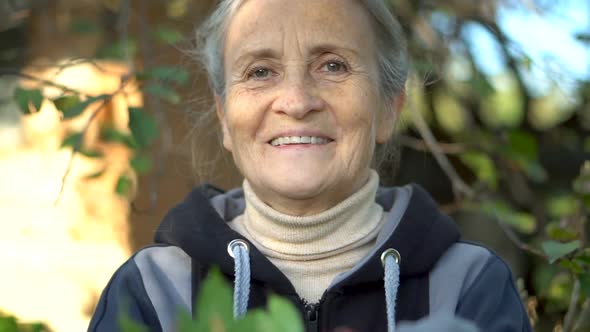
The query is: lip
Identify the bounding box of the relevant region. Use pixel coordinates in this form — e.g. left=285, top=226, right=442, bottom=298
left=266, top=130, right=335, bottom=143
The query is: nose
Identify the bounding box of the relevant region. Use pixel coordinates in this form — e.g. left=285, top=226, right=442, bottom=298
left=271, top=76, right=325, bottom=119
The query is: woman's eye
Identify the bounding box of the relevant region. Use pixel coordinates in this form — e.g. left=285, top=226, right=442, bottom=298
left=322, top=61, right=347, bottom=73
left=247, top=67, right=272, bottom=80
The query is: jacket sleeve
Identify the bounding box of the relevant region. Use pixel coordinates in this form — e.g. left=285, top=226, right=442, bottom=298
left=88, top=258, right=162, bottom=331
left=397, top=314, right=480, bottom=332
left=455, top=255, right=532, bottom=332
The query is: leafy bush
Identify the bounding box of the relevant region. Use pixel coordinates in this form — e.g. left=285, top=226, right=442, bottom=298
left=118, top=268, right=304, bottom=332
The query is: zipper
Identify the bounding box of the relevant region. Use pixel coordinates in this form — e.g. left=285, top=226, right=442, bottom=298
left=300, top=291, right=331, bottom=332
left=305, top=302, right=319, bottom=332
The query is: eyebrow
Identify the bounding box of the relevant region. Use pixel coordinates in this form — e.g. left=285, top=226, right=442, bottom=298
left=231, top=43, right=361, bottom=68
left=307, top=43, right=360, bottom=57
left=232, top=48, right=282, bottom=69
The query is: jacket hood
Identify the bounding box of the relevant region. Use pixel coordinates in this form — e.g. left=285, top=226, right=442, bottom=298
left=154, top=183, right=460, bottom=295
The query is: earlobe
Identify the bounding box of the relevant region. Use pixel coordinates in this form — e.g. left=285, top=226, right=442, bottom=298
left=376, top=92, right=406, bottom=144
left=215, top=95, right=233, bottom=151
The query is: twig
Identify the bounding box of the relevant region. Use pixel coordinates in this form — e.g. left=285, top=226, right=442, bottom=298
left=491, top=214, right=547, bottom=259
left=53, top=77, right=131, bottom=206
left=399, top=135, right=468, bottom=155
left=564, top=279, right=581, bottom=332
left=573, top=299, right=590, bottom=331
left=407, top=76, right=474, bottom=200
left=0, top=69, right=84, bottom=96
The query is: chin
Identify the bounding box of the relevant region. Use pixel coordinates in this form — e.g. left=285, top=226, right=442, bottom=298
left=265, top=173, right=331, bottom=200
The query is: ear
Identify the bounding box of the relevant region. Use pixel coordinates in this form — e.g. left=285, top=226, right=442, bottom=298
left=376, top=91, right=406, bottom=144
left=215, top=95, right=233, bottom=151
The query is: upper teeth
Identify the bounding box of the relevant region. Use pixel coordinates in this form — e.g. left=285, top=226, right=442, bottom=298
left=270, top=136, right=330, bottom=146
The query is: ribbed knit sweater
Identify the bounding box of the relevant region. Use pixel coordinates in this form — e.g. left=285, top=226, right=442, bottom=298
left=228, top=170, right=385, bottom=303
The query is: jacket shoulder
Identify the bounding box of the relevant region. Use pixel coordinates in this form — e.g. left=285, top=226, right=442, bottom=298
left=88, top=245, right=192, bottom=332
left=429, top=241, right=531, bottom=331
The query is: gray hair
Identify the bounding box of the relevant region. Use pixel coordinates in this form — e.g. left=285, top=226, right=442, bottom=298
left=192, top=0, right=408, bottom=181
left=196, top=0, right=408, bottom=100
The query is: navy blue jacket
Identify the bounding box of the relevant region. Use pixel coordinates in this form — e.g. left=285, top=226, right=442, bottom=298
left=88, top=184, right=532, bottom=332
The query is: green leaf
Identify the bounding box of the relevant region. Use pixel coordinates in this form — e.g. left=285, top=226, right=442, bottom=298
left=61, top=132, right=83, bottom=149
left=532, top=264, right=558, bottom=297
left=542, top=240, right=580, bottom=264
left=53, top=95, right=80, bottom=112
left=584, top=137, right=590, bottom=153
left=118, top=314, right=147, bottom=332
left=508, top=130, right=538, bottom=161
left=195, top=267, right=233, bottom=331
left=546, top=195, right=579, bottom=218
left=545, top=222, right=578, bottom=242
left=469, top=74, right=495, bottom=98
left=559, top=259, right=583, bottom=274
left=79, top=148, right=104, bottom=159
left=153, top=26, right=184, bottom=45
left=98, top=39, right=138, bottom=60
left=459, top=152, right=497, bottom=189
left=0, top=315, right=18, bottom=330
left=575, top=33, right=590, bottom=44
left=13, top=87, right=43, bottom=114
left=128, top=107, right=158, bottom=148
left=573, top=250, right=590, bottom=265
left=478, top=201, right=536, bottom=234
left=130, top=154, right=152, bottom=173
left=502, top=130, right=547, bottom=182
left=143, top=83, right=181, bottom=104
left=69, top=19, right=100, bottom=34
left=265, top=295, right=304, bottom=332
left=232, top=310, right=267, bottom=332
left=176, top=310, right=199, bottom=332
left=579, top=273, right=590, bottom=297
left=84, top=169, right=106, bottom=180
left=115, top=175, right=133, bottom=196
left=140, top=66, right=190, bottom=85
left=547, top=272, right=573, bottom=311
left=522, top=161, right=548, bottom=183
left=101, top=127, right=137, bottom=149
left=58, top=94, right=109, bottom=119
left=28, top=322, right=48, bottom=332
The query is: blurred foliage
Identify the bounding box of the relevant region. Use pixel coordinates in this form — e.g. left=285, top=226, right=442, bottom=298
left=0, top=0, right=589, bottom=331
left=118, top=268, right=304, bottom=332
left=0, top=312, right=50, bottom=332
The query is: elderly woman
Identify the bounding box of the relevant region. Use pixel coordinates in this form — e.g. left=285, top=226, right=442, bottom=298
left=89, top=0, right=532, bottom=331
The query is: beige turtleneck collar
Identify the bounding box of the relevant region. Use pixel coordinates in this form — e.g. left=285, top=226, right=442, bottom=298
left=228, top=170, right=386, bottom=303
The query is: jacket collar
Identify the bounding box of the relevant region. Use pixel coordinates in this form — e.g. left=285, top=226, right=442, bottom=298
left=154, top=183, right=460, bottom=293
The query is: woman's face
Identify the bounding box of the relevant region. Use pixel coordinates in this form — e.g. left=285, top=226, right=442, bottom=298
left=218, top=0, right=400, bottom=216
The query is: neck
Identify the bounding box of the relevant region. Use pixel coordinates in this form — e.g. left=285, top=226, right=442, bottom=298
left=238, top=169, right=382, bottom=259
left=228, top=169, right=386, bottom=302
left=249, top=170, right=371, bottom=217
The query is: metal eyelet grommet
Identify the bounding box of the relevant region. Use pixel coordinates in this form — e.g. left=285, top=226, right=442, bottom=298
left=381, top=248, right=401, bottom=267
left=227, top=239, right=250, bottom=258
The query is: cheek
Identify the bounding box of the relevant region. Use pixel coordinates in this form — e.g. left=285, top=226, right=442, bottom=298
left=333, top=86, right=379, bottom=138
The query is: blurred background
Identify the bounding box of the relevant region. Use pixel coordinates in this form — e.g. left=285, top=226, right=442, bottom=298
left=0, top=0, right=588, bottom=331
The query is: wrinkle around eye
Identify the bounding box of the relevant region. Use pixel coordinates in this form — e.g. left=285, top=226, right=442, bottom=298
left=318, top=60, right=348, bottom=74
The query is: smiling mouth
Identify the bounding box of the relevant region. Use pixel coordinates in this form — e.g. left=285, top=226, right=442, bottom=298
left=269, top=136, right=333, bottom=147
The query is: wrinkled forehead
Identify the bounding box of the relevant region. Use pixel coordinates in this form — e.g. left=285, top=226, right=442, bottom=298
left=224, top=0, right=376, bottom=59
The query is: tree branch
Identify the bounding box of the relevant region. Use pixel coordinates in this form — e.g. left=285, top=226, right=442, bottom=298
left=399, top=135, right=468, bottom=155
left=573, top=299, right=590, bottom=332
left=564, top=279, right=581, bottom=332
left=0, top=69, right=84, bottom=96
left=53, top=77, right=131, bottom=206
left=491, top=213, right=547, bottom=259
left=407, top=76, right=474, bottom=200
